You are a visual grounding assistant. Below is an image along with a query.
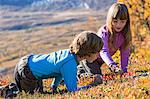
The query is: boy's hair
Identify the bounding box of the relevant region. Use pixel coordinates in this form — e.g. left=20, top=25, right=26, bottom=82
left=70, top=31, right=103, bottom=57
left=106, top=2, right=132, bottom=49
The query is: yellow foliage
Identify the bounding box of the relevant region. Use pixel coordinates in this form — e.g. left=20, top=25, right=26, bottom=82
left=118, top=0, right=150, bottom=38
left=137, top=77, right=150, bottom=89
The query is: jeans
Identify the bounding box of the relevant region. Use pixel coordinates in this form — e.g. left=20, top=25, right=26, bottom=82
left=14, top=55, right=43, bottom=94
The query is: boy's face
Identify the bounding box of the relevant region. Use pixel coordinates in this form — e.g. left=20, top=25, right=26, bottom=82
left=85, top=52, right=99, bottom=63
left=112, top=19, right=127, bottom=32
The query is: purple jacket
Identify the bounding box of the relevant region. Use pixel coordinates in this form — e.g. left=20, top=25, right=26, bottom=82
left=97, top=25, right=130, bottom=72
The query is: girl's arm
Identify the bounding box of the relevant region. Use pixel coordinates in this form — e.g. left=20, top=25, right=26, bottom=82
left=120, top=46, right=130, bottom=72
left=97, top=27, right=117, bottom=67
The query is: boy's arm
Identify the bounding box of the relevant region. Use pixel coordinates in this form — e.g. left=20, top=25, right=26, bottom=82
left=60, top=59, right=78, bottom=92
left=60, top=60, right=103, bottom=92
left=51, top=75, right=62, bottom=89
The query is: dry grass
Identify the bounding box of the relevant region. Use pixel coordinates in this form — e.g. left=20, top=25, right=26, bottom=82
left=0, top=9, right=150, bottom=98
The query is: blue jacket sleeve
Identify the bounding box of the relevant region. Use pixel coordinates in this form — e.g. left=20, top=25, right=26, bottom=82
left=60, top=59, right=77, bottom=92
left=51, top=75, right=62, bottom=89
left=77, top=85, right=92, bottom=91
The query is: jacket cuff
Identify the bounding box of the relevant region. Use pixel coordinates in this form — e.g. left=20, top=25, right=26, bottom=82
left=109, top=62, right=118, bottom=67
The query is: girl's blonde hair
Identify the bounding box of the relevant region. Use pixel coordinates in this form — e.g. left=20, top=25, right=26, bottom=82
left=70, top=31, right=103, bottom=57
left=106, top=2, right=132, bottom=49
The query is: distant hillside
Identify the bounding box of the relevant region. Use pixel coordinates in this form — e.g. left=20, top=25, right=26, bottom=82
left=0, top=0, right=116, bottom=11
left=0, top=0, right=117, bottom=31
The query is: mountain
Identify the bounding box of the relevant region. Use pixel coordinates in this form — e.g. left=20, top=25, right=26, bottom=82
left=0, top=0, right=116, bottom=31
left=0, top=0, right=40, bottom=6
left=0, top=0, right=116, bottom=11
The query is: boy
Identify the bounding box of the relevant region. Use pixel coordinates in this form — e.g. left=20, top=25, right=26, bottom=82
left=14, top=31, right=103, bottom=94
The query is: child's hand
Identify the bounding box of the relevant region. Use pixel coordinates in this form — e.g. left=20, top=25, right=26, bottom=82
left=114, top=66, right=122, bottom=74
left=50, top=86, right=57, bottom=94
left=77, top=85, right=91, bottom=91
left=109, top=63, right=122, bottom=74
left=90, top=74, right=103, bottom=86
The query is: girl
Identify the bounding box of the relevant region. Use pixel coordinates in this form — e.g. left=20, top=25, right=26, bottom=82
left=78, top=2, right=132, bottom=78
left=98, top=2, right=132, bottom=73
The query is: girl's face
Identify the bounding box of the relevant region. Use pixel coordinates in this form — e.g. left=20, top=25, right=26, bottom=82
left=85, top=52, right=99, bottom=63
left=112, top=19, right=127, bottom=32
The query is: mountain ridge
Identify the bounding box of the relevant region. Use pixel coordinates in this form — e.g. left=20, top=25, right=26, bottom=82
left=0, top=0, right=116, bottom=11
